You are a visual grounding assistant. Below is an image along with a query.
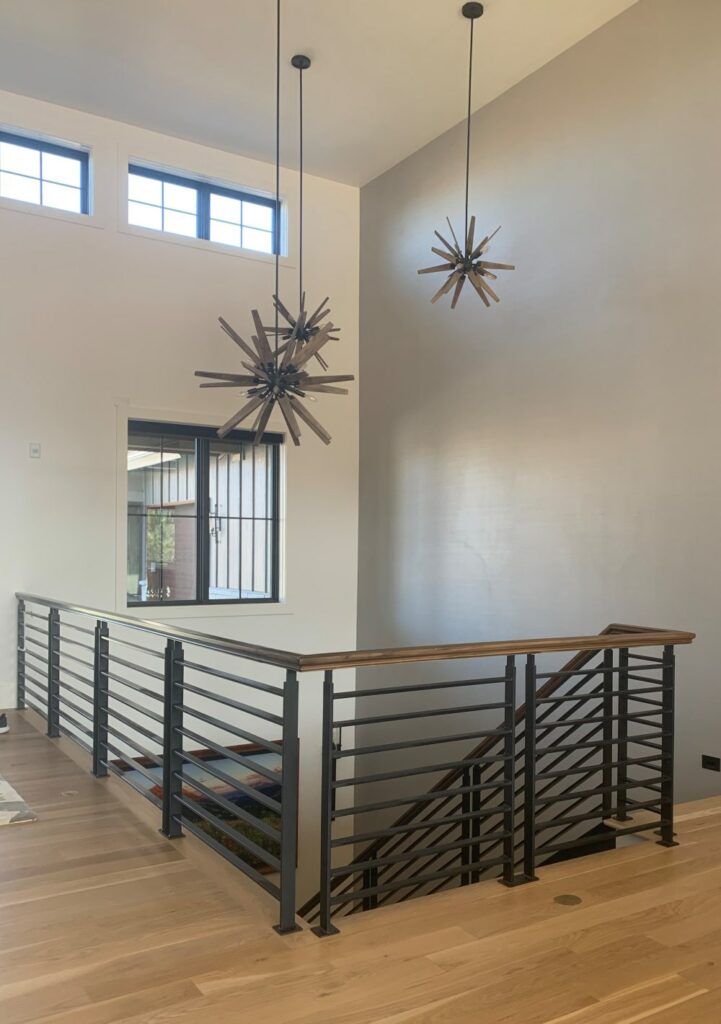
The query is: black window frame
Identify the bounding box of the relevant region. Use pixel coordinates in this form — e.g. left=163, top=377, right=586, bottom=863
left=127, top=420, right=283, bottom=609
left=0, top=129, right=90, bottom=215
left=128, top=163, right=280, bottom=254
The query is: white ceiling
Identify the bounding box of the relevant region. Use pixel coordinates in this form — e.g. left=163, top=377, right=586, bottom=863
left=0, top=0, right=639, bottom=186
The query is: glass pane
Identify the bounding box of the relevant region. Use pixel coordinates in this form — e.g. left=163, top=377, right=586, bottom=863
left=127, top=434, right=196, bottom=516
left=209, top=450, right=229, bottom=518
left=128, top=173, right=162, bottom=205
left=42, top=152, right=81, bottom=187
left=133, top=511, right=197, bottom=603
left=210, top=219, right=241, bottom=248
left=210, top=193, right=241, bottom=224
left=128, top=200, right=162, bottom=230
left=163, top=208, right=197, bottom=238
left=42, top=181, right=81, bottom=213
left=240, top=448, right=256, bottom=518
left=163, top=181, right=197, bottom=214
left=242, top=201, right=273, bottom=232
left=0, top=141, right=40, bottom=177
left=254, top=521, right=269, bottom=596
left=227, top=449, right=243, bottom=518
left=208, top=517, right=241, bottom=601
left=126, top=510, right=145, bottom=603
left=240, top=519, right=254, bottom=595
left=209, top=445, right=244, bottom=518
left=0, top=171, right=40, bottom=204
left=254, top=446, right=269, bottom=518
left=242, top=226, right=273, bottom=254
left=162, top=437, right=196, bottom=513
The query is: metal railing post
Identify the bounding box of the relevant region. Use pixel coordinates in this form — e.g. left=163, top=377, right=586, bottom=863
left=471, top=761, right=482, bottom=883
left=658, top=645, right=678, bottom=847
left=362, top=854, right=379, bottom=911
left=161, top=639, right=184, bottom=840
left=522, top=654, right=538, bottom=882
left=16, top=599, right=26, bottom=710
left=460, top=767, right=471, bottom=886
left=47, top=608, right=60, bottom=738
left=313, top=670, right=339, bottom=937
left=500, top=655, right=521, bottom=886
left=92, top=620, right=109, bottom=777
left=276, top=668, right=301, bottom=934
left=615, top=647, right=630, bottom=821
left=602, top=648, right=614, bottom=820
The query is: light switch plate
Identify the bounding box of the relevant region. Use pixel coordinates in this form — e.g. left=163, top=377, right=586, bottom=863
left=29, top=442, right=41, bottom=459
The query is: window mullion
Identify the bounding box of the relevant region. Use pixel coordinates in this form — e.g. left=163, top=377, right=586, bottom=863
left=196, top=437, right=210, bottom=602
left=198, top=183, right=210, bottom=240
left=81, top=154, right=90, bottom=215
left=271, top=446, right=280, bottom=601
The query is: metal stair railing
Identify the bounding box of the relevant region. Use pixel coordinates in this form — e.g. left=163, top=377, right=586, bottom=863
left=16, top=593, right=692, bottom=938
left=302, top=625, right=687, bottom=934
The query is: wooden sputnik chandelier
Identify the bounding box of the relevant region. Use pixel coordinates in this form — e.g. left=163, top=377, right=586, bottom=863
left=418, top=2, right=515, bottom=309
left=195, top=3, right=354, bottom=446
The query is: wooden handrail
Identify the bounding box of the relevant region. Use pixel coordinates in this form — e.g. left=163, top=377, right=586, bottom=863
left=15, top=592, right=301, bottom=670
left=17, top=595, right=694, bottom=675
left=295, top=627, right=695, bottom=672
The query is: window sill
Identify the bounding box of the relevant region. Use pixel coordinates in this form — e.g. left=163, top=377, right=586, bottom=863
left=119, top=601, right=294, bottom=623
left=0, top=195, right=104, bottom=229
left=118, top=221, right=296, bottom=269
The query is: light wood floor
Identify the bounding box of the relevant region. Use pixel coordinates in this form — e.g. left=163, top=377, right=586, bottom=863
left=2, top=712, right=721, bottom=1024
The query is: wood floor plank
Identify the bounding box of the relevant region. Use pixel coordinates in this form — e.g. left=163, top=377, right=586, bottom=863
left=542, top=975, right=706, bottom=1024
left=2, top=712, right=721, bottom=1024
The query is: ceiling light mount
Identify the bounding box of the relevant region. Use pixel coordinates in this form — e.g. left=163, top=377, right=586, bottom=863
left=462, top=2, right=484, bottom=19
left=291, top=54, right=311, bottom=70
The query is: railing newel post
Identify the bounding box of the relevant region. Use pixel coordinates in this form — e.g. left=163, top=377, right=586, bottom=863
left=602, top=648, right=614, bottom=820
left=460, top=766, right=471, bottom=886
left=615, top=647, right=630, bottom=821
left=17, top=599, right=26, bottom=710
left=275, top=667, right=302, bottom=935
left=47, top=607, right=60, bottom=738
left=92, top=620, right=109, bottom=777
left=658, top=645, right=678, bottom=848
left=499, top=655, right=523, bottom=886
left=522, top=653, right=538, bottom=883
left=313, top=669, right=339, bottom=937
left=471, top=761, right=482, bottom=884
left=362, top=854, right=379, bottom=910
left=161, top=639, right=184, bottom=840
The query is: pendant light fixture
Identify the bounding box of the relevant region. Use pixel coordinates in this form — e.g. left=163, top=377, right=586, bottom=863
left=418, top=2, right=515, bottom=309
left=195, top=2, right=354, bottom=446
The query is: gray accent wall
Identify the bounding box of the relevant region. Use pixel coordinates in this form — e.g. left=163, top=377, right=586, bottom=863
left=358, top=0, right=721, bottom=802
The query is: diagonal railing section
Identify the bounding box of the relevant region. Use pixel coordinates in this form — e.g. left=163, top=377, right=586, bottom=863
left=312, top=657, right=518, bottom=936
left=300, top=625, right=691, bottom=933
left=15, top=594, right=693, bottom=937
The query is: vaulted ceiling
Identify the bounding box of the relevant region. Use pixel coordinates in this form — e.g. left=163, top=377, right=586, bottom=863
left=0, top=0, right=639, bottom=185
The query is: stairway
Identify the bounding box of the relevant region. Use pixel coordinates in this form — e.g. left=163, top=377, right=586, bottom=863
left=301, top=624, right=673, bottom=930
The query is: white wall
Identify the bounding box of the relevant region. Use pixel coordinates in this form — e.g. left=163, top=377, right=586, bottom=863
left=0, top=89, right=359, bottom=897
left=358, top=0, right=721, bottom=804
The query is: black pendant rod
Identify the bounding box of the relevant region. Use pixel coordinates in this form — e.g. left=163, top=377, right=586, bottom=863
left=292, top=56, right=311, bottom=310
left=299, top=61, right=304, bottom=309
left=274, top=0, right=281, bottom=364
left=462, top=3, right=483, bottom=244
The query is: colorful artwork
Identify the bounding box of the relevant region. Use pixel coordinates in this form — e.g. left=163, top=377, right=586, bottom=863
left=122, top=749, right=282, bottom=871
